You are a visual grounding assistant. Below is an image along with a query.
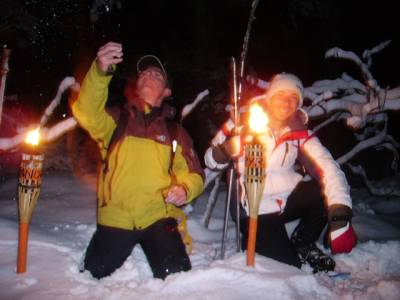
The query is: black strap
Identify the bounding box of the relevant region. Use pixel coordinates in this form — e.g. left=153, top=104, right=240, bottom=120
left=108, top=107, right=130, bottom=153
left=103, top=106, right=129, bottom=173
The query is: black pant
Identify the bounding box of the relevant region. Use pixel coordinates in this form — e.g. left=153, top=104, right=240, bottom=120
left=84, top=218, right=191, bottom=280
left=240, top=180, right=327, bottom=268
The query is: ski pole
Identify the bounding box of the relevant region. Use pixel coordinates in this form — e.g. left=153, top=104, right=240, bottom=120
left=221, top=167, right=234, bottom=259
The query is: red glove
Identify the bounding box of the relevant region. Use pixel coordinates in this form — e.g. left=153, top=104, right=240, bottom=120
left=330, top=222, right=357, bottom=254
left=328, top=204, right=357, bottom=254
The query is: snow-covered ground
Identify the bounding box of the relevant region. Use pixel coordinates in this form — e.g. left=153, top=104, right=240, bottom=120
left=1, top=167, right=400, bottom=300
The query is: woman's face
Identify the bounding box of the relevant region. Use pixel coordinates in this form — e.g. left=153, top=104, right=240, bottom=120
left=267, top=90, right=299, bottom=123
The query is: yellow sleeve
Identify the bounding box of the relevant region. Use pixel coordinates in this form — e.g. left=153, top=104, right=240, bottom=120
left=71, top=60, right=117, bottom=152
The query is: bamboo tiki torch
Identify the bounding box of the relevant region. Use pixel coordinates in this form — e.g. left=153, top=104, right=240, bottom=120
left=17, top=128, right=43, bottom=273
left=245, top=103, right=268, bottom=267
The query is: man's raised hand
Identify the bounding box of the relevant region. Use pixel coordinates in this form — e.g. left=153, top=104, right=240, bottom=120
left=96, top=42, right=123, bottom=73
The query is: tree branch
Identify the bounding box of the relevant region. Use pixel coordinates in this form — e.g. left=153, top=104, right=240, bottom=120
left=325, top=47, right=379, bottom=92
left=346, top=163, right=400, bottom=197
left=40, top=77, right=80, bottom=127
left=337, top=126, right=387, bottom=165
left=0, top=77, right=79, bottom=151
left=362, top=40, right=391, bottom=67
left=180, top=89, right=209, bottom=122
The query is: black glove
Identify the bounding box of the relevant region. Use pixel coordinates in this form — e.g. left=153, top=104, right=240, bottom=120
left=328, top=204, right=352, bottom=231
left=328, top=204, right=357, bottom=254
left=212, top=135, right=241, bottom=164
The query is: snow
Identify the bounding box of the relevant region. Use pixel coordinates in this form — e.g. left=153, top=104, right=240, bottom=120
left=1, top=169, right=400, bottom=300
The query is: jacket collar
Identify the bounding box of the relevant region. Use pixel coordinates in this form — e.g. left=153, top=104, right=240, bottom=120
left=128, top=97, right=176, bottom=121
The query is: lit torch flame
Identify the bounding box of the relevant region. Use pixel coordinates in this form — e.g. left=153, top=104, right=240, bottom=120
left=25, top=128, right=40, bottom=146
left=248, top=103, right=268, bottom=134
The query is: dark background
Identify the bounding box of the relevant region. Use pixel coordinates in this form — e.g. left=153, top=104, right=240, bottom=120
left=1, top=0, right=399, bottom=175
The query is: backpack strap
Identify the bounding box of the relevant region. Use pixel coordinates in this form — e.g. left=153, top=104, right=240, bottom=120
left=103, top=106, right=129, bottom=173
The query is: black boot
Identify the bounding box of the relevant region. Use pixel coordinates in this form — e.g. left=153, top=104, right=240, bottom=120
left=294, top=242, right=335, bottom=273
left=291, top=225, right=335, bottom=273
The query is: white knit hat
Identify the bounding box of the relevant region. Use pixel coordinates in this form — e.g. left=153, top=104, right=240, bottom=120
left=263, top=73, right=304, bottom=108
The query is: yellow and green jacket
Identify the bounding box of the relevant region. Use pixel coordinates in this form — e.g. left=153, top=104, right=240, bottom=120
left=72, top=61, right=205, bottom=232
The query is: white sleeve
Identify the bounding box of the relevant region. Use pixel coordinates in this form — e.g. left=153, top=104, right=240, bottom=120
left=203, top=119, right=234, bottom=170
left=302, top=135, right=352, bottom=208
left=204, top=147, right=229, bottom=170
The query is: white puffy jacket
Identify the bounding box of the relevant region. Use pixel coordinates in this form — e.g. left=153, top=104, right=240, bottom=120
left=204, top=112, right=352, bottom=216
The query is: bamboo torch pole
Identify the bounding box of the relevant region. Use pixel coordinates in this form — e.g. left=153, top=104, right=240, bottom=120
left=17, top=128, right=44, bottom=273
left=244, top=103, right=268, bottom=267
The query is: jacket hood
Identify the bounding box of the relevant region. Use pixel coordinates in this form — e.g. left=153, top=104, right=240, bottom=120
left=264, top=73, right=304, bottom=108
left=286, top=108, right=308, bottom=131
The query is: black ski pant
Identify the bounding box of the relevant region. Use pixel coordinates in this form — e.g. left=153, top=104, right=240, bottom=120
left=239, top=180, right=327, bottom=268
left=83, top=217, right=191, bottom=280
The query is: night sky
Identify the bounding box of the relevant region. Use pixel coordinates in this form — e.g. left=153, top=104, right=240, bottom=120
left=1, top=0, right=399, bottom=160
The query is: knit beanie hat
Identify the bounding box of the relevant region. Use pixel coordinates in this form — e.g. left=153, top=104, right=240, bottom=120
left=263, top=73, right=304, bottom=108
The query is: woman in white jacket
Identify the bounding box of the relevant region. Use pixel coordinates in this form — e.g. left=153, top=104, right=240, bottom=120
left=204, top=73, right=357, bottom=272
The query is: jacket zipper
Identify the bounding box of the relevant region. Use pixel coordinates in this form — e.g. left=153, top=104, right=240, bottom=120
left=281, top=143, right=289, bottom=166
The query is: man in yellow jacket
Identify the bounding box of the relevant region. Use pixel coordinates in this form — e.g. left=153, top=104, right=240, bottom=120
left=72, top=41, right=205, bottom=280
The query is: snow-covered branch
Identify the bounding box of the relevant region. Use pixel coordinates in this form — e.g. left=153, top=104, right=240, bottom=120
left=0, top=77, right=79, bottom=151
left=0, top=132, right=24, bottom=152
left=180, top=89, right=209, bottom=122
left=312, top=112, right=344, bottom=133
left=336, top=124, right=387, bottom=165
left=376, top=142, right=399, bottom=171
left=249, top=42, right=400, bottom=130
left=0, top=117, right=78, bottom=152
left=362, top=40, right=391, bottom=68
left=325, top=46, right=379, bottom=92
left=42, top=117, right=78, bottom=143
left=346, top=163, right=400, bottom=197
left=40, top=77, right=79, bottom=127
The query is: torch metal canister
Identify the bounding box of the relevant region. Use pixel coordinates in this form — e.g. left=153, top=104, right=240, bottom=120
left=17, top=150, right=44, bottom=273
left=244, top=141, right=266, bottom=266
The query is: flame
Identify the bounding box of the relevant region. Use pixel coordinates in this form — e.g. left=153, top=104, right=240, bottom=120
left=25, top=128, right=40, bottom=146
left=248, top=103, right=268, bottom=134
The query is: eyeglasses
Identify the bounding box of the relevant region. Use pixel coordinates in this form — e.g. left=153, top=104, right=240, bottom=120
left=139, top=68, right=166, bottom=82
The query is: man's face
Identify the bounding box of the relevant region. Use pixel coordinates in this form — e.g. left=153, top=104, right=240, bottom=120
left=136, top=66, right=170, bottom=107
left=267, top=90, right=299, bottom=122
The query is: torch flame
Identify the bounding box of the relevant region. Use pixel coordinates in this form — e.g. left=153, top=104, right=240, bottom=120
left=25, top=128, right=40, bottom=146
left=249, top=103, right=268, bottom=134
